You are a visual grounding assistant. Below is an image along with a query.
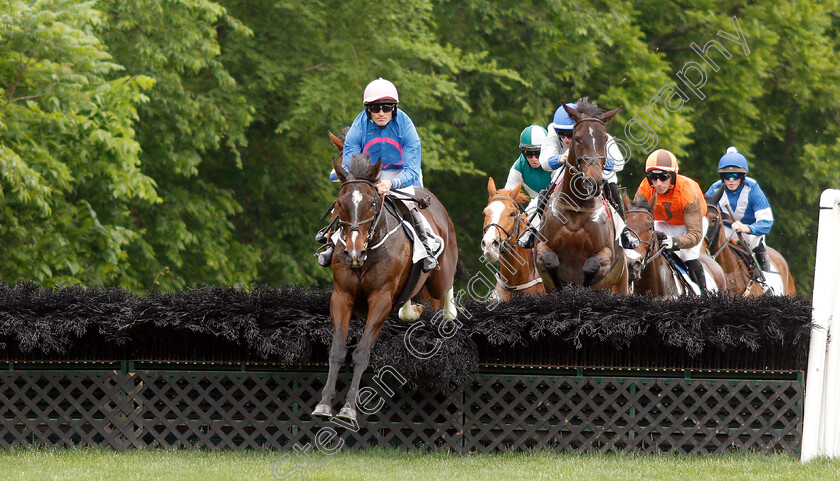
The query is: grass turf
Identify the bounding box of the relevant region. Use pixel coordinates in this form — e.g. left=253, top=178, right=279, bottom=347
left=0, top=448, right=837, bottom=480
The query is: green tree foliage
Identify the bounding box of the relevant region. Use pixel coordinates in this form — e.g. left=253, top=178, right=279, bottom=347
left=215, top=0, right=518, bottom=286
left=0, top=0, right=157, bottom=287
left=96, top=0, right=260, bottom=291
left=0, top=0, right=835, bottom=296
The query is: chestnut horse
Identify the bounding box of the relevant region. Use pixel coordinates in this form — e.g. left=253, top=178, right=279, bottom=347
left=703, top=197, right=795, bottom=296
left=536, top=99, right=629, bottom=294
left=311, top=153, right=459, bottom=424
left=624, top=194, right=725, bottom=296
left=480, top=178, right=545, bottom=301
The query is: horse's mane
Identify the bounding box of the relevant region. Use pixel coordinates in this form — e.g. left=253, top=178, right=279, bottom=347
left=337, top=126, right=351, bottom=143
left=347, top=153, right=379, bottom=181
left=494, top=188, right=530, bottom=204
left=575, top=96, right=604, bottom=118
left=630, top=196, right=653, bottom=213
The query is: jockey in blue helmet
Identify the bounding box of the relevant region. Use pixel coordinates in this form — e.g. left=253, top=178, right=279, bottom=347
left=705, top=146, right=774, bottom=272
left=519, top=99, right=634, bottom=250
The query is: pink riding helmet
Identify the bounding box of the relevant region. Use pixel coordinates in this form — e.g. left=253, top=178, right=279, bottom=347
left=363, top=78, right=399, bottom=104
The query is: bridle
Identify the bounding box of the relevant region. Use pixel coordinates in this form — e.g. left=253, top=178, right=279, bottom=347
left=704, top=204, right=727, bottom=259
left=336, top=179, right=386, bottom=250
left=625, top=208, right=665, bottom=277
left=564, top=117, right=608, bottom=181
left=483, top=194, right=544, bottom=293
left=483, top=195, right=527, bottom=248
left=555, top=117, right=608, bottom=212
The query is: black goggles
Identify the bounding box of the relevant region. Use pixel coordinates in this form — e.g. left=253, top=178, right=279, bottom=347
left=521, top=150, right=540, bottom=158
left=555, top=129, right=573, bottom=139
left=647, top=171, right=672, bottom=182
left=720, top=172, right=744, bottom=181
left=366, top=103, right=396, bottom=113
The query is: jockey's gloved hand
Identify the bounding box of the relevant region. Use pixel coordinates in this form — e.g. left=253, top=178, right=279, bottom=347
left=655, top=231, right=679, bottom=251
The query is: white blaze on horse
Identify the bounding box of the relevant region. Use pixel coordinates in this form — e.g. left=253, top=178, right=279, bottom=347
left=535, top=100, right=630, bottom=294
left=311, top=140, right=459, bottom=425
left=481, top=177, right=545, bottom=301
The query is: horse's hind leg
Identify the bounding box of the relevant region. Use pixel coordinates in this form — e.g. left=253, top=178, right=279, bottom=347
left=336, top=291, right=391, bottom=424
left=312, top=290, right=352, bottom=420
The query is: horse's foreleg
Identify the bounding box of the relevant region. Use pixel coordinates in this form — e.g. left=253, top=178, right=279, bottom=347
left=336, top=291, right=391, bottom=424
left=312, top=290, right=352, bottom=420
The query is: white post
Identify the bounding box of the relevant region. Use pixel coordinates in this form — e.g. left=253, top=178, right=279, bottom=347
left=802, top=189, right=840, bottom=462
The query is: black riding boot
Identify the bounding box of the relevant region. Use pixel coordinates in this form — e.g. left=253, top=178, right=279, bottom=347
left=606, top=182, right=625, bottom=219
left=753, top=243, right=772, bottom=272
left=314, top=217, right=338, bottom=267
left=606, top=183, right=638, bottom=249
left=316, top=245, right=334, bottom=267
left=410, top=209, right=439, bottom=272
left=686, top=259, right=708, bottom=294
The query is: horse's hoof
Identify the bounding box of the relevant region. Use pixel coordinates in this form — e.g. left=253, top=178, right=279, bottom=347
left=540, top=251, right=560, bottom=270
left=311, top=403, right=334, bottom=420
left=335, top=406, right=358, bottom=424
left=398, top=301, right=423, bottom=323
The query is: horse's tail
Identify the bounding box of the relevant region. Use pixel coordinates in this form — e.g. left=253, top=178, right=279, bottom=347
left=455, top=248, right=470, bottom=281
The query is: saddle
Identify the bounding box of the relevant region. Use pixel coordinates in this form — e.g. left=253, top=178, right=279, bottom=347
left=661, top=251, right=702, bottom=295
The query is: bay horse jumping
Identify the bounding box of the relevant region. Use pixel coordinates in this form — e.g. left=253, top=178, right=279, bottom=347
left=536, top=99, right=629, bottom=294
left=311, top=152, right=459, bottom=424
left=624, top=194, right=725, bottom=296
left=703, top=196, right=795, bottom=296
left=480, top=177, right=545, bottom=301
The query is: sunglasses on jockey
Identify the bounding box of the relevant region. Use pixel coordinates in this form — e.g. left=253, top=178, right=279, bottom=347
left=720, top=172, right=745, bottom=181
left=646, top=170, right=672, bottom=182
left=366, top=103, right=396, bottom=113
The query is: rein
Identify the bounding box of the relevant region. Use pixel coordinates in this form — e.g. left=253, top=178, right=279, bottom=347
left=625, top=208, right=666, bottom=275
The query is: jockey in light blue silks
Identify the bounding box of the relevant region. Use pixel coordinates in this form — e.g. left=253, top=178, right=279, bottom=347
left=317, top=78, right=440, bottom=272
left=518, top=99, right=637, bottom=250
left=705, top=146, right=774, bottom=272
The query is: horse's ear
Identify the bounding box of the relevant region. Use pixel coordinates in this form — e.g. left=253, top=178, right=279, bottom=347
left=710, top=184, right=725, bottom=205
left=510, top=179, right=522, bottom=199
left=599, top=106, right=622, bottom=124
left=487, top=177, right=497, bottom=196
left=328, top=130, right=344, bottom=152
left=332, top=156, right=348, bottom=183
left=648, top=191, right=657, bottom=211
left=622, top=191, right=631, bottom=210
left=563, top=102, right=584, bottom=123
left=371, top=157, right=383, bottom=180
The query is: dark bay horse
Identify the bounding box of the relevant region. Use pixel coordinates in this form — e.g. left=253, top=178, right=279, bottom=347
left=624, top=194, right=725, bottom=296
left=481, top=178, right=546, bottom=301
left=703, top=197, right=795, bottom=296
left=536, top=99, right=629, bottom=294
left=311, top=153, right=459, bottom=424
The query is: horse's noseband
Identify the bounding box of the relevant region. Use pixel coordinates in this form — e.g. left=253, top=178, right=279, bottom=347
left=625, top=208, right=664, bottom=276
left=336, top=179, right=384, bottom=249
left=483, top=195, right=525, bottom=247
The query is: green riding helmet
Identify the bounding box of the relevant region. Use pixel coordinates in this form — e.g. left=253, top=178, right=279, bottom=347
left=519, top=125, right=548, bottom=151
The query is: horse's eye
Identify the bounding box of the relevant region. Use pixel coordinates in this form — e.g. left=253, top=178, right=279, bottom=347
left=509, top=212, right=516, bottom=217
